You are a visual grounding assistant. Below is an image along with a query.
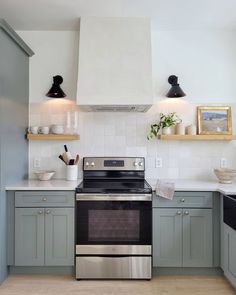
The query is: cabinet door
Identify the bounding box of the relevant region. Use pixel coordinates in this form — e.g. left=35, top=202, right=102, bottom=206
left=45, top=208, right=74, bottom=266
left=183, top=209, right=212, bottom=267
left=15, top=208, right=44, bottom=266
left=223, top=224, right=236, bottom=288
left=153, top=208, right=182, bottom=267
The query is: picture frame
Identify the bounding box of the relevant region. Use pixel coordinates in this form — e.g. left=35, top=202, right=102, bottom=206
left=197, top=106, right=232, bottom=135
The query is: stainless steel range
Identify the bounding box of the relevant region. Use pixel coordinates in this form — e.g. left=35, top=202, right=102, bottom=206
left=75, top=157, right=152, bottom=279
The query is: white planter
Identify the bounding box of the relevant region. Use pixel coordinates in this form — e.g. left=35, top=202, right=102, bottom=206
left=162, top=127, right=172, bottom=135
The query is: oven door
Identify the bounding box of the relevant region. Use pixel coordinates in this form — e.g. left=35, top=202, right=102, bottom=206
left=224, top=195, right=236, bottom=230
left=76, top=194, right=152, bottom=254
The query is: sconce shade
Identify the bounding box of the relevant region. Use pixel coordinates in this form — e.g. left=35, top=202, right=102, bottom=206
left=166, top=75, right=186, bottom=98
left=46, top=75, right=66, bottom=98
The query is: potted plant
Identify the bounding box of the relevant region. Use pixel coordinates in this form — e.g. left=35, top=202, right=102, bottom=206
left=147, top=112, right=181, bottom=139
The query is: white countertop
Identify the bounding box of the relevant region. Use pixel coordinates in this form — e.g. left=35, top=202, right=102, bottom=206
left=148, top=179, right=236, bottom=195
left=5, top=179, right=82, bottom=191
left=5, top=178, right=236, bottom=195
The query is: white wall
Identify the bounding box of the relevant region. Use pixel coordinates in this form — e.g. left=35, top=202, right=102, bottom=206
left=18, top=31, right=79, bottom=102
left=17, top=30, right=236, bottom=180
left=152, top=30, right=236, bottom=103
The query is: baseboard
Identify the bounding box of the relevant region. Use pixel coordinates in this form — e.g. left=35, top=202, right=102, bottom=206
left=9, top=266, right=75, bottom=275
left=153, top=267, right=223, bottom=276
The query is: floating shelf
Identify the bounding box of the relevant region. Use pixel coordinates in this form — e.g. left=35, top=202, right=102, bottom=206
left=158, top=134, right=236, bottom=141
left=27, top=134, right=80, bottom=140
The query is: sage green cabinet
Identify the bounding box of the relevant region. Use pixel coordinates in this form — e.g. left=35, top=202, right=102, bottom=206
left=222, top=224, right=236, bottom=288
left=15, top=208, right=45, bottom=266
left=153, top=208, right=213, bottom=267
left=153, top=208, right=182, bottom=267
left=182, top=209, right=212, bottom=267
left=15, top=207, right=74, bottom=266
left=45, top=208, right=74, bottom=266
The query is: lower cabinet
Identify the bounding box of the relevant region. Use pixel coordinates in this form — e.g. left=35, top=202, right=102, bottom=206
left=153, top=208, right=213, bottom=267
left=15, top=208, right=45, bottom=266
left=15, top=208, right=74, bottom=266
left=153, top=208, right=182, bottom=267
left=222, top=223, right=236, bottom=288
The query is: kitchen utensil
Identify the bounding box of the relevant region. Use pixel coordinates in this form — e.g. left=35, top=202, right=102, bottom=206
left=59, top=155, right=67, bottom=165
left=62, top=152, right=70, bottom=164
left=75, top=154, right=80, bottom=165
left=34, top=170, right=55, bottom=181
left=214, top=168, right=236, bottom=184
left=64, top=144, right=72, bottom=159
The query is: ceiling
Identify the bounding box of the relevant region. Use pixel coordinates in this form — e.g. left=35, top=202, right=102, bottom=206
left=1, top=0, right=236, bottom=30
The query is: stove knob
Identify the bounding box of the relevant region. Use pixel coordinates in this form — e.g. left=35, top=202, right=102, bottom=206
left=133, top=162, right=138, bottom=167
left=91, top=162, right=95, bottom=167
left=85, top=162, right=90, bottom=167
left=138, top=162, right=143, bottom=166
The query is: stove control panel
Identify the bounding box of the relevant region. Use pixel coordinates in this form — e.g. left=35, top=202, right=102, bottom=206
left=83, top=157, right=145, bottom=171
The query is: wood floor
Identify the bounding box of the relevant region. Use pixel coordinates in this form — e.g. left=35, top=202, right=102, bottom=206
left=0, top=275, right=235, bottom=295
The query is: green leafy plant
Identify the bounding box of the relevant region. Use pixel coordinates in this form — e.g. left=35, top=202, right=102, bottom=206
left=147, top=112, right=181, bottom=140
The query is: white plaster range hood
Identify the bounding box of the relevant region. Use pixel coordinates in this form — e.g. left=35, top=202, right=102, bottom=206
left=76, top=17, right=153, bottom=112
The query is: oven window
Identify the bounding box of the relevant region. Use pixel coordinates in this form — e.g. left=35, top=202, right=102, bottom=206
left=76, top=200, right=151, bottom=245
left=88, top=210, right=140, bottom=241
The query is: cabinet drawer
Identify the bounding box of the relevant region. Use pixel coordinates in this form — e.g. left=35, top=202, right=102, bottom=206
left=153, top=192, right=213, bottom=208
left=15, top=191, right=74, bottom=207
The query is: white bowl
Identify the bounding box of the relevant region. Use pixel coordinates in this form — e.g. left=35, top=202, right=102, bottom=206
left=51, top=125, right=64, bottom=134
left=214, top=168, right=236, bottom=184
left=34, top=170, right=55, bottom=181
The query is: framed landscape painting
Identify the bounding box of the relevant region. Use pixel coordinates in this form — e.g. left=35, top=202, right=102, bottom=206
left=197, top=106, right=232, bottom=135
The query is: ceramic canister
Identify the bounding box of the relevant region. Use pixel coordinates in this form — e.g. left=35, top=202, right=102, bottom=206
left=66, top=165, right=78, bottom=181
left=175, top=123, right=185, bottom=135
left=186, top=124, right=197, bottom=135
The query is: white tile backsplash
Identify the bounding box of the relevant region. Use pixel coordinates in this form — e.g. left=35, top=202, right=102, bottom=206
left=29, top=101, right=236, bottom=181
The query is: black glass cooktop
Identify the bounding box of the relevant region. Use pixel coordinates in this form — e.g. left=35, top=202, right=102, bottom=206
left=76, top=179, right=152, bottom=194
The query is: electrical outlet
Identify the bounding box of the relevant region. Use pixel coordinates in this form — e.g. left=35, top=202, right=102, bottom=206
left=220, top=158, right=227, bottom=168
left=33, top=157, right=41, bottom=168
left=155, top=157, right=163, bottom=168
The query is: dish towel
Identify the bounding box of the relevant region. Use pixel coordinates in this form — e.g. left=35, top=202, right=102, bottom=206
left=155, top=179, right=175, bottom=200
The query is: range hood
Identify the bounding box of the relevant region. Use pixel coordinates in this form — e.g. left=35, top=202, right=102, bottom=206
left=76, top=17, right=153, bottom=112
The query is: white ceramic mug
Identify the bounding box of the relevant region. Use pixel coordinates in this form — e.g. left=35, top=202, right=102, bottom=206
left=39, top=126, right=49, bottom=134
left=66, top=165, right=78, bottom=181
left=29, top=126, right=39, bottom=134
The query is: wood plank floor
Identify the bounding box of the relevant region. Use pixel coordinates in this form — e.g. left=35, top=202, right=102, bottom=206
left=0, top=275, right=235, bottom=295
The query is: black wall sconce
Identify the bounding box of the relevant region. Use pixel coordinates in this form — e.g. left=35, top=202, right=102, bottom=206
left=166, top=75, right=186, bottom=98
left=46, top=75, right=66, bottom=98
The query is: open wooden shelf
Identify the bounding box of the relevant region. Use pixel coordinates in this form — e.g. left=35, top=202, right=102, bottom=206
left=158, top=134, right=236, bottom=141
left=27, top=134, right=80, bottom=140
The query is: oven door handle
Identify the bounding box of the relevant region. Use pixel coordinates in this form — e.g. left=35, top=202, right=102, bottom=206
left=76, top=194, right=152, bottom=201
